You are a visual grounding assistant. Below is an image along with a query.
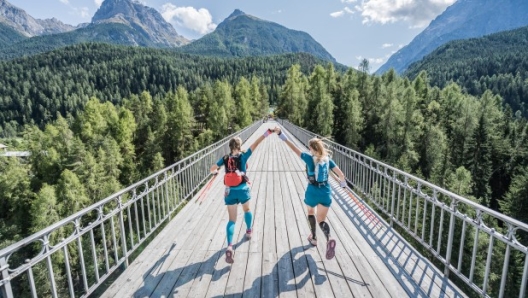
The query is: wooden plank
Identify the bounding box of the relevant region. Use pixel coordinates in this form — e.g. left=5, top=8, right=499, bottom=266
left=116, top=180, right=227, bottom=297
left=103, top=177, right=225, bottom=297
left=328, top=186, right=404, bottom=298
left=289, top=171, right=353, bottom=298
left=167, top=250, right=208, bottom=297
left=241, top=144, right=269, bottom=296
left=146, top=249, right=193, bottom=297
left=260, top=170, right=279, bottom=297
left=280, top=144, right=334, bottom=298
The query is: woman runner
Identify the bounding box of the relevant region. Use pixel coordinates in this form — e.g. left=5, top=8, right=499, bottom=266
left=210, top=128, right=274, bottom=264
left=274, top=126, right=346, bottom=260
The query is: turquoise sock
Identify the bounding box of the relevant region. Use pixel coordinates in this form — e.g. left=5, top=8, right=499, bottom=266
left=244, top=211, right=253, bottom=230
left=226, top=221, right=235, bottom=245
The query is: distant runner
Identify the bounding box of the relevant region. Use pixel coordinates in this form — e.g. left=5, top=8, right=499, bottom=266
left=274, top=126, right=346, bottom=260
left=210, top=128, right=274, bottom=264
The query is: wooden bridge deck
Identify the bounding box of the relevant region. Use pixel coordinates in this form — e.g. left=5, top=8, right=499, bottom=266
left=102, top=123, right=467, bottom=298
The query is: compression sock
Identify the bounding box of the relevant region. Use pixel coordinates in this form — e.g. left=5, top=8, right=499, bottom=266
left=319, top=221, right=331, bottom=241
left=244, top=211, right=253, bottom=230
left=308, top=215, right=317, bottom=240
left=226, top=221, right=235, bottom=245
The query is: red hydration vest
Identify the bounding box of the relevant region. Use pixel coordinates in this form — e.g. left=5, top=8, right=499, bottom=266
left=223, top=154, right=248, bottom=187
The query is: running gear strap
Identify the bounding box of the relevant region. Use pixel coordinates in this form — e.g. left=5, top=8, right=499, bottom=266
left=263, top=129, right=273, bottom=137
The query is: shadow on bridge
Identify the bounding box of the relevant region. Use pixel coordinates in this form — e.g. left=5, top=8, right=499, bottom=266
left=331, top=186, right=466, bottom=298
left=134, top=241, right=369, bottom=297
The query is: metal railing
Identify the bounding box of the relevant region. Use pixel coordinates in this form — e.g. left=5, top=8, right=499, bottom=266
left=279, top=119, right=528, bottom=298
left=0, top=122, right=260, bottom=298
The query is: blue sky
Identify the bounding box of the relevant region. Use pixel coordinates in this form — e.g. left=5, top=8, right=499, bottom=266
left=7, top=0, right=456, bottom=72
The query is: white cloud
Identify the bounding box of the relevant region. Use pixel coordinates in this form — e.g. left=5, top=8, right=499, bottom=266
left=381, top=43, right=393, bottom=48
left=330, top=11, right=345, bottom=18
left=161, top=4, right=216, bottom=35
left=94, top=0, right=103, bottom=8
left=59, top=0, right=69, bottom=4
left=330, top=6, right=354, bottom=18
left=356, top=0, right=456, bottom=28
left=341, top=0, right=357, bottom=3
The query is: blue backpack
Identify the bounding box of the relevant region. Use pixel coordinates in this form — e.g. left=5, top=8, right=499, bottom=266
left=306, top=156, right=330, bottom=185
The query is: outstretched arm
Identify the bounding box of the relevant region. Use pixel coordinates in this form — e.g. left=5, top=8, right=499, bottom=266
left=332, top=167, right=347, bottom=187
left=275, top=127, right=301, bottom=157
left=249, top=128, right=274, bottom=152
left=210, top=164, right=220, bottom=174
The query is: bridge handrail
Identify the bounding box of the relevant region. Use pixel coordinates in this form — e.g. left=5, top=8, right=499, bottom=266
left=0, top=121, right=261, bottom=298
left=279, top=119, right=528, bottom=298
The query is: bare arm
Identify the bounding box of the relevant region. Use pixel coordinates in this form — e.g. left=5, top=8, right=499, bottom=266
left=284, top=138, right=302, bottom=157
left=249, top=134, right=266, bottom=152
left=275, top=127, right=301, bottom=157
left=249, top=128, right=274, bottom=152
left=331, top=166, right=346, bottom=183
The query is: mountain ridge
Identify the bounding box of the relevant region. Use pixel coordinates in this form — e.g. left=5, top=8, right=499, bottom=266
left=0, top=0, right=75, bottom=36
left=180, top=9, right=337, bottom=63
left=377, top=0, right=528, bottom=74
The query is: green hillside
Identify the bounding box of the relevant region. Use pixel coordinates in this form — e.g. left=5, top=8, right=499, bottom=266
left=0, top=22, right=27, bottom=46
left=0, top=23, right=167, bottom=60
left=404, top=25, right=528, bottom=116
left=0, top=42, right=345, bottom=133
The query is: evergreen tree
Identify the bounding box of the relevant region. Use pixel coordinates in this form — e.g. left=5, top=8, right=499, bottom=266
left=234, top=77, right=252, bottom=129
left=278, top=65, right=307, bottom=126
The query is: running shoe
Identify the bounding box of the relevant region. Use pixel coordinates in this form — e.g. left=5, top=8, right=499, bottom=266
left=326, top=239, right=336, bottom=260
left=307, top=234, right=317, bottom=246
left=225, top=245, right=234, bottom=264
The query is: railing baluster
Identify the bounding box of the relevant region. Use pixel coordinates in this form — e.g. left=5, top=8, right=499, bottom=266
left=407, top=188, right=413, bottom=230
left=90, top=225, right=100, bottom=283
left=134, top=197, right=141, bottom=242
left=140, top=188, right=147, bottom=238
left=519, top=252, right=528, bottom=298
left=422, top=199, right=427, bottom=241
left=100, top=219, right=110, bottom=273
left=62, top=244, right=75, bottom=298
left=498, top=234, right=512, bottom=298
left=395, top=178, right=401, bottom=224
left=482, top=230, right=495, bottom=294
left=437, top=204, right=445, bottom=254
left=469, top=222, right=480, bottom=283
left=146, top=182, right=152, bottom=231
left=118, top=196, right=129, bottom=267
left=429, top=196, right=436, bottom=248
left=444, top=199, right=457, bottom=276
left=76, top=225, right=89, bottom=294
left=156, top=178, right=162, bottom=222
left=458, top=218, right=467, bottom=272
left=25, top=260, right=37, bottom=298
left=127, top=205, right=135, bottom=248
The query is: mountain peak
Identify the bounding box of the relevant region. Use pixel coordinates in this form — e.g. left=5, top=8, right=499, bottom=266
left=228, top=9, right=246, bottom=19
left=181, top=10, right=336, bottom=63
left=0, top=0, right=74, bottom=36
left=92, top=0, right=188, bottom=46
